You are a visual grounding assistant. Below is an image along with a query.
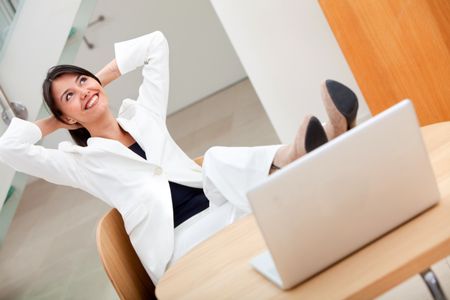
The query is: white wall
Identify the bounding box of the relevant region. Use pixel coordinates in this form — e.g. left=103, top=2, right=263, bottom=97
left=210, top=0, right=371, bottom=143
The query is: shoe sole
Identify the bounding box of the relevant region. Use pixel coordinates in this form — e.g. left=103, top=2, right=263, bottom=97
left=322, top=80, right=359, bottom=130
left=305, top=116, right=328, bottom=153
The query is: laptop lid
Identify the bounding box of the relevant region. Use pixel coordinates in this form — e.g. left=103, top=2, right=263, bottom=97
left=247, top=100, right=441, bottom=289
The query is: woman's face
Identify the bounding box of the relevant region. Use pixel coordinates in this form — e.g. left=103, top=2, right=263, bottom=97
left=51, top=73, right=109, bottom=126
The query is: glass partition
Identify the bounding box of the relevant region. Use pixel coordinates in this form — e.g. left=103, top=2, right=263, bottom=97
left=0, top=0, right=21, bottom=51
left=0, top=84, right=15, bottom=126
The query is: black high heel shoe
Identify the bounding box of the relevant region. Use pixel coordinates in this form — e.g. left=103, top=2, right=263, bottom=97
left=322, top=79, right=359, bottom=131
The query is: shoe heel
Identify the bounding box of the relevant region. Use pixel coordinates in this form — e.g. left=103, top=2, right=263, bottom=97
left=347, top=104, right=358, bottom=130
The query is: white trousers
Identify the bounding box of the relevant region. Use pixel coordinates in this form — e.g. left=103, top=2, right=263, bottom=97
left=170, top=144, right=282, bottom=266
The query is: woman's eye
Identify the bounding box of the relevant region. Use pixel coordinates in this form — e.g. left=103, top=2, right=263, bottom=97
left=65, top=92, right=73, bottom=101
left=80, top=76, right=87, bottom=84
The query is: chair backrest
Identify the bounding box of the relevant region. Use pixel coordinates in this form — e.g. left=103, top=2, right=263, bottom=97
left=96, top=156, right=203, bottom=299
left=96, top=208, right=156, bottom=300
left=193, top=155, right=203, bottom=166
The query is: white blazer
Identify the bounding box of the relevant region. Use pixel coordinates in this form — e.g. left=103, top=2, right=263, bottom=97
left=0, top=31, right=281, bottom=283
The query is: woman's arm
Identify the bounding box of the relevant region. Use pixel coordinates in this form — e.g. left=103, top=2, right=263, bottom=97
left=95, top=59, right=121, bottom=87
left=0, top=118, right=84, bottom=188
left=114, top=31, right=169, bottom=118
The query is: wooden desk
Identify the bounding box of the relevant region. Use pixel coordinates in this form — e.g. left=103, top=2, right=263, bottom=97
left=156, top=122, right=450, bottom=299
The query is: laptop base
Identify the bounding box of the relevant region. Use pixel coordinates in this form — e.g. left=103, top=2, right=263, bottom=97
left=251, top=250, right=286, bottom=289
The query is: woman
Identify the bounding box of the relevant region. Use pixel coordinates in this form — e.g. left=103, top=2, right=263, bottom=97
left=0, top=31, right=358, bottom=283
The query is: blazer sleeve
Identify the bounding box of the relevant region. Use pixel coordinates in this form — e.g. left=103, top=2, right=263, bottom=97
left=114, top=31, right=170, bottom=119
left=0, top=118, right=84, bottom=188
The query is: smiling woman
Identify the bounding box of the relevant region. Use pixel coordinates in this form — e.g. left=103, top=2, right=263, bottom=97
left=41, top=65, right=104, bottom=146
left=0, top=31, right=358, bottom=284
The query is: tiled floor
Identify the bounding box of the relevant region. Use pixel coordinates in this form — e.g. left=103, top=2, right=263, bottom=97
left=0, top=79, right=448, bottom=299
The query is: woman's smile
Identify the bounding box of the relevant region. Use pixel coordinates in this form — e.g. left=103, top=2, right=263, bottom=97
left=85, top=93, right=99, bottom=110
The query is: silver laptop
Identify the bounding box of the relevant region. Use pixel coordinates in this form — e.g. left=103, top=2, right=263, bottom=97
left=247, top=100, right=441, bottom=290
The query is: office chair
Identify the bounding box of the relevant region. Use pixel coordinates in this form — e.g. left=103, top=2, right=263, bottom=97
left=96, top=208, right=155, bottom=300
left=96, top=156, right=204, bottom=300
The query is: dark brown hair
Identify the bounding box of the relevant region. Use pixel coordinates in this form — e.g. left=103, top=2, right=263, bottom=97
left=42, top=65, right=101, bottom=147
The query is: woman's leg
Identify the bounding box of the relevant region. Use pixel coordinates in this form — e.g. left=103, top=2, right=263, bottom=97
left=271, top=80, right=358, bottom=172
left=202, top=80, right=358, bottom=210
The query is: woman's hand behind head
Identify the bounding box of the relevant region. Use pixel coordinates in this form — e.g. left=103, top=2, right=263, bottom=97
left=35, top=115, right=82, bottom=137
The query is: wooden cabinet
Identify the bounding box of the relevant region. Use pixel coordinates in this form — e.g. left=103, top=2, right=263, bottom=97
left=319, top=0, right=450, bottom=125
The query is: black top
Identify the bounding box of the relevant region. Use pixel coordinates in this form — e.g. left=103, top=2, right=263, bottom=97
left=128, top=142, right=209, bottom=227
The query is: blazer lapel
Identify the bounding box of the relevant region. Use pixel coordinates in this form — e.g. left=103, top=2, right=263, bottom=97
left=117, top=117, right=165, bottom=166
left=117, top=118, right=165, bottom=166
